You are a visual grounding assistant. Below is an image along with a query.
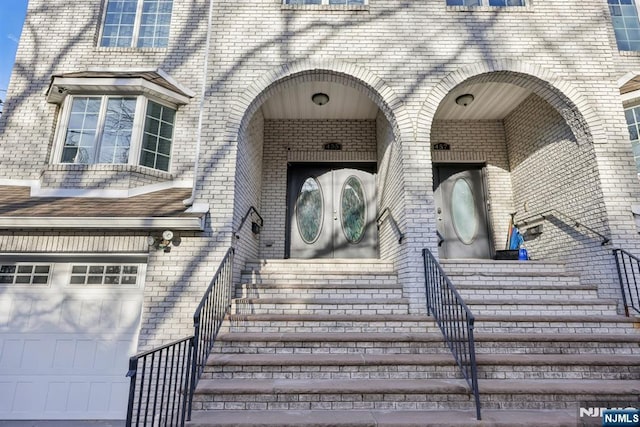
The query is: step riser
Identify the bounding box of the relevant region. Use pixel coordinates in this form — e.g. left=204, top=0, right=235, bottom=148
left=441, top=262, right=567, bottom=275
left=236, top=287, right=404, bottom=299
left=475, top=322, right=637, bottom=334
left=448, top=277, right=580, bottom=286
left=215, top=341, right=640, bottom=355
left=202, top=365, right=639, bottom=381
left=221, top=321, right=438, bottom=334
left=232, top=304, right=410, bottom=316
left=457, top=290, right=599, bottom=300
left=467, top=305, right=617, bottom=316
left=243, top=263, right=394, bottom=274
left=240, top=275, right=398, bottom=285
left=192, top=392, right=632, bottom=411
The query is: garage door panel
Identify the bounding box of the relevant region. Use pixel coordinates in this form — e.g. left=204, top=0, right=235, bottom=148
left=0, top=261, right=144, bottom=420
left=3, top=376, right=128, bottom=419
left=1, top=334, right=136, bottom=373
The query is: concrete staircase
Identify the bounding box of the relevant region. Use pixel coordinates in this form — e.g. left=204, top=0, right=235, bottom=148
left=187, top=259, right=640, bottom=427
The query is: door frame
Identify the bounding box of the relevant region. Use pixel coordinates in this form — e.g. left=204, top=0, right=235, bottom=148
left=433, top=162, right=495, bottom=259
left=285, top=162, right=378, bottom=259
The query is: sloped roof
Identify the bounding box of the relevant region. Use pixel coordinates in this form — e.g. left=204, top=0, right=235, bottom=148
left=0, top=186, right=204, bottom=230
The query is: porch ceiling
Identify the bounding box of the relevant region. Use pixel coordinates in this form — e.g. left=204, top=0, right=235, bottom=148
left=260, top=81, right=379, bottom=120
left=435, top=82, right=532, bottom=120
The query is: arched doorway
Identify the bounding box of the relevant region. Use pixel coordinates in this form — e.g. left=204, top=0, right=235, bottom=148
left=230, top=68, right=409, bottom=262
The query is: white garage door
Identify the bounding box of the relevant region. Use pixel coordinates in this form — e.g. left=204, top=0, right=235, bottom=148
left=0, top=260, right=146, bottom=420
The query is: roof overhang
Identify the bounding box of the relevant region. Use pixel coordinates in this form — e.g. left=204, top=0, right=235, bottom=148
left=0, top=216, right=205, bottom=231
left=47, top=69, right=195, bottom=105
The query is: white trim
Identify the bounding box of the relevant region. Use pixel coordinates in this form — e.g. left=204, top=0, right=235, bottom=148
left=47, top=77, right=191, bottom=105
left=618, top=71, right=640, bottom=88
left=622, top=89, right=640, bottom=104
left=0, top=178, right=193, bottom=198
left=0, top=216, right=205, bottom=230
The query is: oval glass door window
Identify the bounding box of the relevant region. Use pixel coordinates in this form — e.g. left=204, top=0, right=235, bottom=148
left=341, top=176, right=366, bottom=243
left=451, top=178, right=478, bottom=245
left=296, top=177, right=323, bottom=244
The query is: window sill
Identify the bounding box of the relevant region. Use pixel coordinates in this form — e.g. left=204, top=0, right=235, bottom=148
left=446, top=5, right=533, bottom=12
left=40, top=164, right=174, bottom=191
left=618, top=50, right=640, bottom=57
left=281, top=4, right=369, bottom=11
left=94, top=46, right=168, bottom=53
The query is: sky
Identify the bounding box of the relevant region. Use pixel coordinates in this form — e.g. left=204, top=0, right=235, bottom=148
left=0, top=0, right=29, bottom=101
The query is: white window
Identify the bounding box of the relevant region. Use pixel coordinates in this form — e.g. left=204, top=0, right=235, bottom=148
left=446, top=0, right=524, bottom=6
left=283, top=0, right=366, bottom=4
left=625, top=105, right=640, bottom=170
left=69, top=264, right=140, bottom=286
left=55, top=95, right=175, bottom=172
left=609, top=0, right=640, bottom=51
left=101, top=0, right=173, bottom=48
left=0, top=264, right=51, bottom=286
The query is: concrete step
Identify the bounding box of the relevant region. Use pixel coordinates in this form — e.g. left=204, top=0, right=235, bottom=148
left=473, top=332, right=640, bottom=354
left=214, top=332, right=450, bottom=354
left=236, top=282, right=404, bottom=299
left=474, top=314, right=640, bottom=334
left=455, top=283, right=598, bottom=300
left=440, top=260, right=568, bottom=275
left=214, top=331, right=640, bottom=355
left=244, top=259, right=394, bottom=273
left=463, top=298, right=617, bottom=316
left=231, top=298, right=410, bottom=315
left=191, top=378, right=640, bottom=411
left=203, top=352, right=640, bottom=381
left=222, top=314, right=437, bottom=334
left=187, top=409, right=579, bottom=427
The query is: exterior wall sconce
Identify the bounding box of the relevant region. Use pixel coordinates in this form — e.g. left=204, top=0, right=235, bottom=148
left=312, top=93, right=330, bottom=106
left=147, top=230, right=181, bottom=253
left=455, top=94, right=474, bottom=107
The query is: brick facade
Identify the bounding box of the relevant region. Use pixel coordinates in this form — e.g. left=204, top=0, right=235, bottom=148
left=1, top=0, right=640, bottom=348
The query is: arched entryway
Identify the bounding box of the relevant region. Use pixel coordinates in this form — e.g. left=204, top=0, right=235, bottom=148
left=228, top=64, right=412, bottom=265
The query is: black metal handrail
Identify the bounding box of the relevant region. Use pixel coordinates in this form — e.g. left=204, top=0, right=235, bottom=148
left=423, top=248, right=481, bottom=420
left=613, top=248, right=640, bottom=317
left=125, top=247, right=235, bottom=426
left=125, top=336, right=194, bottom=427
left=515, top=208, right=610, bottom=246
left=235, top=206, right=264, bottom=239
left=191, top=247, right=235, bottom=391
left=376, top=207, right=404, bottom=244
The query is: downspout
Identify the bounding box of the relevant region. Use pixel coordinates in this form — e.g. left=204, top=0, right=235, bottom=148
left=183, top=0, right=215, bottom=208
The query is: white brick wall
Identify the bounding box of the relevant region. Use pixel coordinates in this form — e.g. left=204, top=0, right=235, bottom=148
left=2, top=0, right=640, bottom=343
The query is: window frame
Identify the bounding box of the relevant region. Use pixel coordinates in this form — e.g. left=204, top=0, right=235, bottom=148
left=99, top=0, right=174, bottom=48
left=52, top=94, right=176, bottom=172
left=282, top=0, right=368, bottom=5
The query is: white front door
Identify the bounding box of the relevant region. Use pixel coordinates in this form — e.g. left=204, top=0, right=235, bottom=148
left=0, top=260, right=145, bottom=420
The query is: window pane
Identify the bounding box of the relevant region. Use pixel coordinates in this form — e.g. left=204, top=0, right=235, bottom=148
left=99, top=98, right=135, bottom=164
left=100, top=0, right=137, bottom=47
left=137, top=0, right=173, bottom=47
left=140, top=101, right=175, bottom=171
left=610, top=0, right=640, bottom=51
left=63, top=97, right=100, bottom=164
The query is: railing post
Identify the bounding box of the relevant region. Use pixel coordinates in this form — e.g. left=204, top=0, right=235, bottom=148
left=613, top=249, right=631, bottom=317
left=125, top=356, right=138, bottom=427
left=467, top=317, right=481, bottom=421
left=189, top=314, right=200, bottom=420
left=422, top=249, right=431, bottom=316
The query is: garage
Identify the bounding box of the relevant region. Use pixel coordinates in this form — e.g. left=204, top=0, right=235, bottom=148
left=0, top=258, right=145, bottom=420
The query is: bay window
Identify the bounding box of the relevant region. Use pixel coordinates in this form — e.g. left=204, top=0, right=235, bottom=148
left=56, top=95, right=175, bottom=172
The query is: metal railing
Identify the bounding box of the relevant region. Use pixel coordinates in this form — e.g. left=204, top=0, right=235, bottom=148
left=235, top=206, right=264, bottom=239
left=423, top=248, right=481, bottom=420
left=125, top=336, right=194, bottom=427
left=376, top=207, right=404, bottom=244
left=125, top=247, right=235, bottom=426
left=613, top=248, right=640, bottom=317
left=515, top=208, right=610, bottom=246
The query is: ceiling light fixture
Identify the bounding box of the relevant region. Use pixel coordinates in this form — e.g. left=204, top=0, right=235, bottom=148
left=455, top=94, right=475, bottom=107
left=311, top=92, right=330, bottom=106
